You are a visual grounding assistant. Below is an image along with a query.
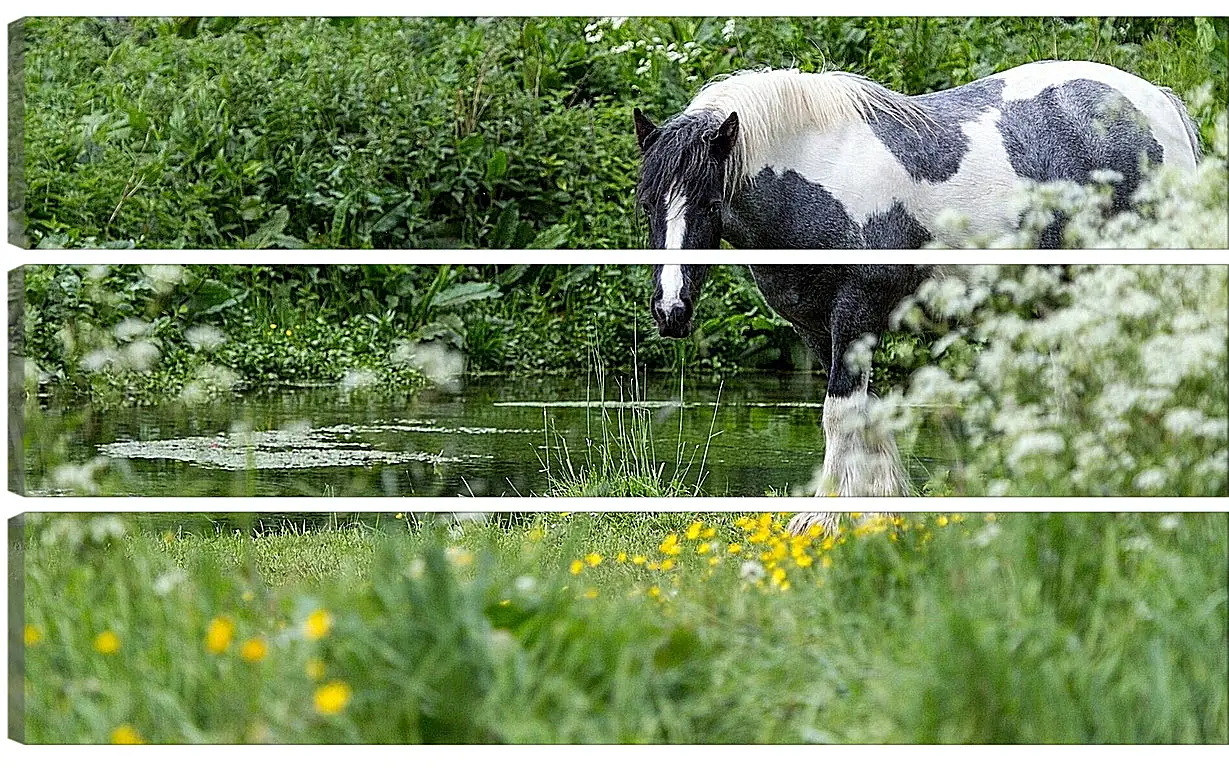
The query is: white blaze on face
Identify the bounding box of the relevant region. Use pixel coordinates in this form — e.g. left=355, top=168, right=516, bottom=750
left=658, top=265, right=685, bottom=313
left=663, top=186, right=688, bottom=249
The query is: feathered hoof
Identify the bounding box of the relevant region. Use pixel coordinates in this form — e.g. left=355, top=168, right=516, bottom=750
left=785, top=512, right=841, bottom=537
left=786, top=511, right=901, bottom=537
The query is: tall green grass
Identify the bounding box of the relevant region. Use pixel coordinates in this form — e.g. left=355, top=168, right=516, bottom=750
left=18, top=512, right=1228, bottom=743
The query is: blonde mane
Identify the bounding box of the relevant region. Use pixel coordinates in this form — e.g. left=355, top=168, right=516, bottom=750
left=684, top=69, right=931, bottom=189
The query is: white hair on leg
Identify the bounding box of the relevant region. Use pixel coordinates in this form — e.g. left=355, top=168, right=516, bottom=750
left=785, top=511, right=904, bottom=537
left=813, top=387, right=909, bottom=497
left=787, top=380, right=910, bottom=536
left=785, top=511, right=843, bottom=536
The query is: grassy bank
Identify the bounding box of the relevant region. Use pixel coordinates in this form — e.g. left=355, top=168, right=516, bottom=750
left=17, top=512, right=1228, bottom=743
left=18, top=17, right=1227, bottom=249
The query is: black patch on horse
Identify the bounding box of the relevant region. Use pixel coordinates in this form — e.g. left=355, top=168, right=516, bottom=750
left=997, top=79, right=1164, bottom=211
left=725, top=168, right=862, bottom=249
left=867, top=78, right=1006, bottom=184
left=726, top=169, right=930, bottom=249
left=863, top=201, right=932, bottom=248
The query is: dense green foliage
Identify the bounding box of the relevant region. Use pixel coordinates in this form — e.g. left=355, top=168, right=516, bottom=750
left=20, top=16, right=1228, bottom=248
left=19, top=512, right=1228, bottom=743
left=21, top=263, right=831, bottom=405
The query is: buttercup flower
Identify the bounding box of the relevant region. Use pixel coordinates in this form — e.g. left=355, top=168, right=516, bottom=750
left=314, top=681, right=352, bottom=715
left=110, top=724, right=145, bottom=744
left=94, top=630, right=120, bottom=655
left=205, top=616, right=235, bottom=654
left=304, top=609, right=333, bottom=640
left=240, top=637, right=268, bottom=662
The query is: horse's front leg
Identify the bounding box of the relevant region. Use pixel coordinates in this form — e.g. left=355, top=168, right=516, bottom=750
left=787, top=296, right=908, bottom=537
left=815, top=369, right=908, bottom=496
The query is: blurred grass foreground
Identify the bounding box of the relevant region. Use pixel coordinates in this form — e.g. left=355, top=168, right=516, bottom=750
left=15, top=512, right=1228, bottom=743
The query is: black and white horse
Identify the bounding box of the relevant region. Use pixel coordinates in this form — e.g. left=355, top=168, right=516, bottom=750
left=636, top=61, right=1201, bottom=534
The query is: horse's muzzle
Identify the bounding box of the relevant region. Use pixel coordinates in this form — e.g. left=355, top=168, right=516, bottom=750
left=653, top=302, right=693, bottom=338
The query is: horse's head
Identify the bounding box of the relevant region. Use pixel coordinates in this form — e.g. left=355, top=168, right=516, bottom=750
left=649, top=264, right=711, bottom=338
left=633, top=108, right=739, bottom=250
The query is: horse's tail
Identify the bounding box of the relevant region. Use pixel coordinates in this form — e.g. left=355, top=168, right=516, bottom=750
left=1160, top=86, right=1204, bottom=163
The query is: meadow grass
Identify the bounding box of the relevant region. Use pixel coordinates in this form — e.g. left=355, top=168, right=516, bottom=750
left=17, top=512, right=1227, bottom=744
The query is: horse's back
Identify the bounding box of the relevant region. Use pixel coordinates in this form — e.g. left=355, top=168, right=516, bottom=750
left=876, top=59, right=1202, bottom=235
left=982, top=60, right=1199, bottom=171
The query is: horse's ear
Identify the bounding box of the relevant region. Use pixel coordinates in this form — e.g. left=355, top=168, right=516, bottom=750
left=710, top=111, right=740, bottom=162
left=634, top=108, right=658, bottom=153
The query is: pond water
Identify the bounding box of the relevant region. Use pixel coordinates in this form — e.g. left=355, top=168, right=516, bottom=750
left=22, top=372, right=942, bottom=497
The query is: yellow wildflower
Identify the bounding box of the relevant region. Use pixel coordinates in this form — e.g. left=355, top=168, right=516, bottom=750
left=110, top=724, right=145, bottom=744
left=205, top=616, right=234, bottom=654
left=616, top=552, right=628, bottom=563
left=661, top=558, right=675, bottom=571
left=937, top=515, right=949, bottom=527
left=584, top=552, right=602, bottom=567
left=240, top=637, right=268, bottom=663
left=632, top=554, right=647, bottom=565
left=94, top=630, right=120, bottom=655
left=702, top=527, right=717, bottom=539
left=569, top=560, right=584, bottom=575
left=647, top=585, right=662, bottom=598
left=24, top=625, right=43, bottom=647
left=795, top=553, right=814, bottom=568
left=314, top=681, right=352, bottom=715
left=686, top=521, right=704, bottom=540
left=303, top=609, right=333, bottom=641
left=727, top=543, right=742, bottom=554
left=697, top=542, right=712, bottom=555
left=583, top=588, right=599, bottom=599
left=659, top=534, right=682, bottom=556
